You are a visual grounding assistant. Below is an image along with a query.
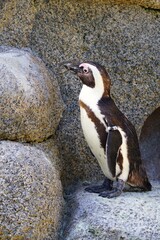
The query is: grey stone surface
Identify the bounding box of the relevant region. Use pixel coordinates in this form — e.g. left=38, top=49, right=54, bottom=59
left=0, top=140, right=64, bottom=240
left=61, top=181, right=160, bottom=240
left=0, top=1, right=159, bottom=184
left=0, top=1, right=159, bottom=239
left=31, top=136, right=63, bottom=175
left=0, top=46, right=64, bottom=142
left=44, top=1, right=159, bottom=185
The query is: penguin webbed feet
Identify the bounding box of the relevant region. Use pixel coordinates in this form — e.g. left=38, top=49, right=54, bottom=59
left=99, top=179, right=125, bottom=198
left=85, top=178, right=113, bottom=193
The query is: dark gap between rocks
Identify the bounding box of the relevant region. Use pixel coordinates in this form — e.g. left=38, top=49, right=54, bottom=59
left=140, top=107, right=160, bottom=180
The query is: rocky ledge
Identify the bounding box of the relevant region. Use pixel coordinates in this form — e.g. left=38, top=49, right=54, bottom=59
left=61, top=181, right=160, bottom=240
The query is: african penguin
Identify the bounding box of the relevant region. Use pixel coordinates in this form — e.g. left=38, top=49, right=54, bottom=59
left=64, top=61, right=152, bottom=198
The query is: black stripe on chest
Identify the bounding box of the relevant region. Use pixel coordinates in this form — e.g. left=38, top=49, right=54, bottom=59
left=79, top=100, right=108, bottom=150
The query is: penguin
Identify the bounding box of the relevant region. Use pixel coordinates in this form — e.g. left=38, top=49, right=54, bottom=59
left=64, top=61, right=152, bottom=198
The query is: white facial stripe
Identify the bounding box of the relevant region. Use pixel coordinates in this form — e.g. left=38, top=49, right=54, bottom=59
left=79, top=63, right=104, bottom=96
left=79, top=63, right=105, bottom=125
left=79, top=63, right=89, bottom=72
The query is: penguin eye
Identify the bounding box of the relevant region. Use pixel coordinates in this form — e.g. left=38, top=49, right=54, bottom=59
left=83, top=67, right=89, bottom=74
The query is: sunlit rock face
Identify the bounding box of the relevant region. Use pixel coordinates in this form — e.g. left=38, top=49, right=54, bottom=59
left=0, top=46, right=64, bottom=142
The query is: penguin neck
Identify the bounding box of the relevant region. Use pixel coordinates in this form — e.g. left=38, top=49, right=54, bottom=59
left=79, top=84, right=104, bottom=107
left=79, top=83, right=110, bottom=107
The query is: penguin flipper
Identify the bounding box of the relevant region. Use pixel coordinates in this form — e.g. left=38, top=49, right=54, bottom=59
left=106, top=128, right=122, bottom=177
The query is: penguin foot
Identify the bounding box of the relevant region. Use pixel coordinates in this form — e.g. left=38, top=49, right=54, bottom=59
left=85, top=185, right=108, bottom=193
left=99, top=189, right=122, bottom=198
left=85, top=178, right=113, bottom=193
left=99, top=179, right=125, bottom=198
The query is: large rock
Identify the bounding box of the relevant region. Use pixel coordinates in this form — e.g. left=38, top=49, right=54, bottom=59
left=0, top=46, right=64, bottom=142
left=55, top=0, right=160, bottom=184
left=61, top=181, right=160, bottom=240
left=0, top=1, right=159, bottom=184
left=0, top=141, right=64, bottom=240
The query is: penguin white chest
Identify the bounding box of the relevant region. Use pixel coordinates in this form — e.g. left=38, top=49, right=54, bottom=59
left=80, top=106, right=114, bottom=180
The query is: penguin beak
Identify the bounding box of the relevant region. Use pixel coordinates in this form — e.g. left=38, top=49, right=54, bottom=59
left=63, top=62, right=79, bottom=74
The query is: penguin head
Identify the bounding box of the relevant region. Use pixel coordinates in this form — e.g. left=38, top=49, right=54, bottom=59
left=64, top=61, right=111, bottom=96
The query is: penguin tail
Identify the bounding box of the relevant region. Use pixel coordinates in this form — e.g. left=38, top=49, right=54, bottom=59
left=127, top=164, right=152, bottom=191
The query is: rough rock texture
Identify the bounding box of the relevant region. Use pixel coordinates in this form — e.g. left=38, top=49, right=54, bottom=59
left=0, top=2, right=159, bottom=239
left=0, top=0, right=159, bottom=184
left=31, top=136, right=63, bottom=177
left=0, top=140, right=64, bottom=240
left=0, top=46, right=64, bottom=142
left=60, top=181, right=160, bottom=240
left=53, top=2, right=160, bottom=185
